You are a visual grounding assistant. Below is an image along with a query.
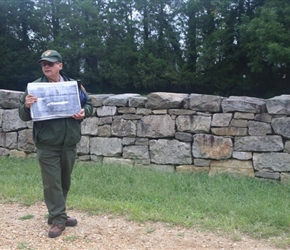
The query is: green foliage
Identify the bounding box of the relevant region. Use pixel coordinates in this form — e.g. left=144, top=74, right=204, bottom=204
left=240, top=0, right=290, bottom=97
left=0, top=0, right=290, bottom=97
left=0, top=0, right=39, bottom=90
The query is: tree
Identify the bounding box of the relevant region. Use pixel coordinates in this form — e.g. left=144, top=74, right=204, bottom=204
left=0, top=0, right=38, bottom=90
left=2, top=0, right=290, bottom=98
left=181, top=0, right=267, bottom=96
left=96, top=0, right=139, bottom=93
left=134, top=0, right=184, bottom=92
left=240, top=0, right=290, bottom=97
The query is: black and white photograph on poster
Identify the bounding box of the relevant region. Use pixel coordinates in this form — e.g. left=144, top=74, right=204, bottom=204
left=27, top=81, right=81, bottom=121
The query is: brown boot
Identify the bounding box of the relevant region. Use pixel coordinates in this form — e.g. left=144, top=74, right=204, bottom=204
left=65, top=217, right=77, bottom=227
left=48, top=216, right=77, bottom=227
left=48, top=223, right=65, bottom=238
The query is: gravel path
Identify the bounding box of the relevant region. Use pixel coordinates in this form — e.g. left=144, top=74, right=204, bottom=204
left=0, top=202, right=280, bottom=250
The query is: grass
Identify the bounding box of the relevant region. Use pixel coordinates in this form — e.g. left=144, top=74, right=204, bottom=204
left=1, top=157, right=290, bottom=247
left=63, top=235, right=80, bottom=242
left=19, top=214, right=34, bottom=220
left=17, top=242, right=33, bottom=250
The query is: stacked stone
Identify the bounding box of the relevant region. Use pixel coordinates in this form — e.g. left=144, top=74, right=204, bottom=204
left=0, top=90, right=34, bottom=158
left=1, top=89, right=290, bottom=182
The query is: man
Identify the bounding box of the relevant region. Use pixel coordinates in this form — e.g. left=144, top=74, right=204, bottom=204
left=18, top=50, right=93, bottom=238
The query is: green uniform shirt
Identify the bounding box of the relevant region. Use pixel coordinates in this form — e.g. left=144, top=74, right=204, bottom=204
left=18, top=74, right=93, bottom=150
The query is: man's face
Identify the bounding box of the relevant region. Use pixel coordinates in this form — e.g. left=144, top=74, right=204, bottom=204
left=40, top=60, right=63, bottom=79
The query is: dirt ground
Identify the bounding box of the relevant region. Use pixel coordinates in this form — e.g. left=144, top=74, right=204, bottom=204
left=0, top=202, right=283, bottom=250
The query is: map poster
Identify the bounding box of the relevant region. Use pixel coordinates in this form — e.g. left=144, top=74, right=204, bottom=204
left=27, top=81, right=81, bottom=121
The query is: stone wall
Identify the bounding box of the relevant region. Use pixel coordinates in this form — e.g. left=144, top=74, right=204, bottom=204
left=2, top=89, right=290, bottom=182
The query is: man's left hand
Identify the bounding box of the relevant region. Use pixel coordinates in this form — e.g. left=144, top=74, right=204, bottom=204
left=73, top=109, right=85, bottom=120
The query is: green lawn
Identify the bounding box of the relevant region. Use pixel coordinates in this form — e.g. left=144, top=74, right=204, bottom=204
left=1, top=157, right=290, bottom=248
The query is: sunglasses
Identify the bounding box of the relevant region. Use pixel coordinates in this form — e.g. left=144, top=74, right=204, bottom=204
left=40, top=61, right=59, bottom=67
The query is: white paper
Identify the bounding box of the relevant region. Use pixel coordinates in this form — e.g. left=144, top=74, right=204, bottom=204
left=27, top=81, right=81, bottom=121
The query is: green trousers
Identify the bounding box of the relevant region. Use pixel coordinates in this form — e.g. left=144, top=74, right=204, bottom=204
left=37, top=148, right=76, bottom=224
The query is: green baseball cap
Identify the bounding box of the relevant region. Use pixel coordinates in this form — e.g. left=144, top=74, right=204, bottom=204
left=38, top=50, right=62, bottom=63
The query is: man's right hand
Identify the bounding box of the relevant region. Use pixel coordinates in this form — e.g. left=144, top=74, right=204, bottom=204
left=25, top=94, right=38, bottom=108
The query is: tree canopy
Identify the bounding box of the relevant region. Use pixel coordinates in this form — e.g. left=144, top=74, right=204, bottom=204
left=1, top=0, right=289, bottom=98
